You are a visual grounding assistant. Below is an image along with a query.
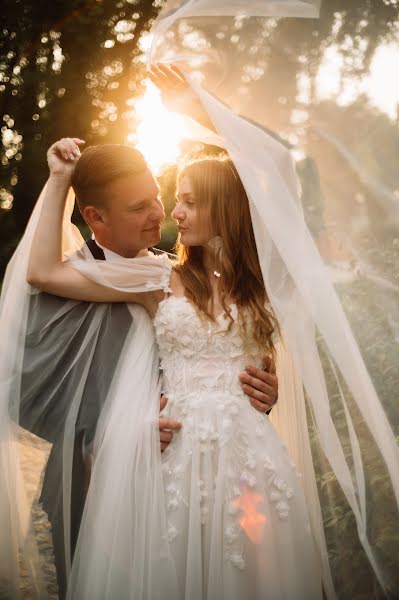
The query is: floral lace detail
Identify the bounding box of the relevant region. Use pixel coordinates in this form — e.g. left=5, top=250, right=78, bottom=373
left=154, top=297, right=261, bottom=400
left=143, top=253, right=172, bottom=292
left=221, top=433, right=295, bottom=568
left=155, top=296, right=297, bottom=572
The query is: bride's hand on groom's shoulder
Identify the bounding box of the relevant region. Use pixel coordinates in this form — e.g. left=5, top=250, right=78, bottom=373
left=47, top=137, right=85, bottom=179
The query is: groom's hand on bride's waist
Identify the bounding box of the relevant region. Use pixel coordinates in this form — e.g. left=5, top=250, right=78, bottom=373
left=159, top=394, right=182, bottom=452
left=239, top=356, right=278, bottom=415
left=157, top=359, right=278, bottom=452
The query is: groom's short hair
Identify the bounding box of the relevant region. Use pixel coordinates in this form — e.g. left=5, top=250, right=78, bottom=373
left=72, top=144, right=148, bottom=210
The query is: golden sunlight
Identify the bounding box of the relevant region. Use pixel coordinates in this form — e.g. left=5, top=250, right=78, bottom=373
left=129, top=80, right=190, bottom=174
left=366, top=43, right=399, bottom=119
left=234, top=486, right=267, bottom=545
left=316, top=42, right=399, bottom=119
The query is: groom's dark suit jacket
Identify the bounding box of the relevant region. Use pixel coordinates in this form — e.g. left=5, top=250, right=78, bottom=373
left=20, top=239, right=133, bottom=599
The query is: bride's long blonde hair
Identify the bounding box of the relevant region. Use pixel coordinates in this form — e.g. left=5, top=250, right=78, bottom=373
left=174, top=155, right=278, bottom=356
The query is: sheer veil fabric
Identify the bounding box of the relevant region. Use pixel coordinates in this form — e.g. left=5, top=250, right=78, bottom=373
left=0, top=187, right=172, bottom=599
left=145, top=1, right=399, bottom=597
left=70, top=1, right=398, bottom=597
left=0, top=1, right=398, bottom=599
left=74, top=1, right=398, bottom=597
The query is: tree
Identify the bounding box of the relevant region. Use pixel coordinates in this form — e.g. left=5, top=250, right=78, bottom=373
left=1, top=0, right=399, bottom=278
left=0, top=0, right=159, bottom=276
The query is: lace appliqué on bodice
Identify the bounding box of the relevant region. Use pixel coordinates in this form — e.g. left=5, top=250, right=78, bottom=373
left=154, top=296, right=296, bottom=571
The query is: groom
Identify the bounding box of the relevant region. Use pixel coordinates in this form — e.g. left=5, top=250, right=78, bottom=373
left=22, top=140, right=278, bottom=598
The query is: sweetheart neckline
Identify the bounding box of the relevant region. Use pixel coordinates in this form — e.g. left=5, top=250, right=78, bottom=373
left=157, top=295, right=237, bottom=322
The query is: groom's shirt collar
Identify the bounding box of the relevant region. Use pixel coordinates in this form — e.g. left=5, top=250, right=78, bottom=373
left=93, top=237, right=124, bottom=263
left=92, top=236, right=148, bottom=262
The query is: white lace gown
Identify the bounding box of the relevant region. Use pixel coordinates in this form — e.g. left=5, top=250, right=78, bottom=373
left=154, top=296, right=322, bottom=600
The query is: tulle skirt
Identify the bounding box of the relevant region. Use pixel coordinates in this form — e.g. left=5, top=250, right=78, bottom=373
left=160, top=389, right=322, bottom=600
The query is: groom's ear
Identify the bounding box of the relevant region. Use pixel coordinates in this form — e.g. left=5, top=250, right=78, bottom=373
left=82, top=205, right=105, bottom=228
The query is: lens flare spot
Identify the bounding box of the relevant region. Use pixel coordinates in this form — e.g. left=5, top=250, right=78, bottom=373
left=131, top=80, right=189, bottom=174
left=234, top=485, right=267, bottom=545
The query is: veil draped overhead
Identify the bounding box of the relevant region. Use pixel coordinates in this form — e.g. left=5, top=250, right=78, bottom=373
left=0, top=1, right=398, bottom=599
left=146, top=0, right=399, bottom=597
left=145, top=1, right=399, bottom=597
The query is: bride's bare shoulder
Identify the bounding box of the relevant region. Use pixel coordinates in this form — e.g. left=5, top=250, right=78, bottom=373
left=169, top=268, right=186, bottom=298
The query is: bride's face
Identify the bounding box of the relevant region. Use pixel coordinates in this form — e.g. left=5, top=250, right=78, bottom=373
left=172, top=175, right=211, bottom=246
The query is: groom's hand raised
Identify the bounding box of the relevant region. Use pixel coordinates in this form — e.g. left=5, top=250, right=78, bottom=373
left=148, top=63, right=214, bottom=131
left=159, top=394, right=182, bottom=452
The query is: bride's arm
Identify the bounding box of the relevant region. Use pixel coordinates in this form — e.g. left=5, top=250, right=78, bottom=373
left=27, top=139, right=160, bottom=311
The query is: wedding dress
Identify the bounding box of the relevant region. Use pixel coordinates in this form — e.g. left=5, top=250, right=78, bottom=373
left=66, top=280, right=323, bottom=600
left=153, top=295, right=322, bottom=599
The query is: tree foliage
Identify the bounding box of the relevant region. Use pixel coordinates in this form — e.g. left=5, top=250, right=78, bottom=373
left=0, top=0, right=398, bottom=278
left=0, top=0, right=160, bottom=273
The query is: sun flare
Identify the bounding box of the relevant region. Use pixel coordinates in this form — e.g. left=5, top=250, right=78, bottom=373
left=316, top=42, right=399, bottom=119
left=129, top=80, right=190, bottom=174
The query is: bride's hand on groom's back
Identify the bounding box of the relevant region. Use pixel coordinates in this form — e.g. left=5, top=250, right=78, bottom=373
left=239, top=356, right=278, bottom=414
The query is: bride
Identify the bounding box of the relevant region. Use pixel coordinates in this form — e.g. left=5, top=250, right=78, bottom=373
left=27, top=138, right=322, bottom=599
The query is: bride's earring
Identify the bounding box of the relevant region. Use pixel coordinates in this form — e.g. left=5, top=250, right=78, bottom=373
left=208, top=236, right=223, bottom=278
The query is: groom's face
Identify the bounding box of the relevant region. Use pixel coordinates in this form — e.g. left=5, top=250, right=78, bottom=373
left=98, top=170, right=165, bottom=257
